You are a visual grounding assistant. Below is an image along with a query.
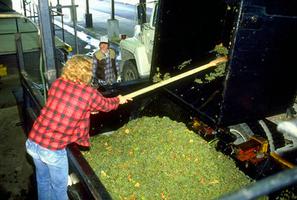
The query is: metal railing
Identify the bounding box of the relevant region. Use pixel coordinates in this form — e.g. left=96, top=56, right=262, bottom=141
left=21, top=1, right=67, bottom=44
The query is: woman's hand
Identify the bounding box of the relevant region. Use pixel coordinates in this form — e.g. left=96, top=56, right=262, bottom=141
left=117, top=95, right=133, bottom=104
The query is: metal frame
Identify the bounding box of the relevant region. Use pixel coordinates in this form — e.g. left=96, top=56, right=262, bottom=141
left=37, top=0, right=56, bottom=84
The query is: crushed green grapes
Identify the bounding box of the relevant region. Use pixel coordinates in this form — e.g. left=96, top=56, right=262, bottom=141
left=82, top=116, right=252, bottom=200
left=195, top=44, right=228, bottom=84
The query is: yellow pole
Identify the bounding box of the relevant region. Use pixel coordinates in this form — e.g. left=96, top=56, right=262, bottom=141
left=270, top=152, right=295, bottom=169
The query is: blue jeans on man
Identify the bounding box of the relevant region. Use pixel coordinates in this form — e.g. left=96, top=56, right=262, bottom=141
left=26, top=139, right=68, bottom=200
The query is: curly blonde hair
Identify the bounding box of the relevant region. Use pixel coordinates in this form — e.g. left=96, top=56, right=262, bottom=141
left=61, top=55, right=93, bottom=85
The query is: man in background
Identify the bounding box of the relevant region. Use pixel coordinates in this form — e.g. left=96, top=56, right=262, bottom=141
left=93, top=36, right=119, bottom=85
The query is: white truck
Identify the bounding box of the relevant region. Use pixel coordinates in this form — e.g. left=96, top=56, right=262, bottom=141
left=119, top=1, right=158, bottom=81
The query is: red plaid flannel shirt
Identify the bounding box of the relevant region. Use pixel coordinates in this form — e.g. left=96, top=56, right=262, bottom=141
left=28, top=78, right=119, bottom=150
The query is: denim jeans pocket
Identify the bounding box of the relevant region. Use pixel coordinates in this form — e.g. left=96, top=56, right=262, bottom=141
left=39, top=146, right=67, bottom=167
left=25, top=139, right=39, bottom=159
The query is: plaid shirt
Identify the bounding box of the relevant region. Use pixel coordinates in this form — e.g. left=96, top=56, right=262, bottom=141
left=93, top=49, right=118, bottom=85
left=103, top=52, right=116, bottom=83
left=28, top=78, right=119, bottom=150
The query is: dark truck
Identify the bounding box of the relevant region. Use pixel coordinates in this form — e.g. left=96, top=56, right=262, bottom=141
left=18, top=0, right=297, bottom=199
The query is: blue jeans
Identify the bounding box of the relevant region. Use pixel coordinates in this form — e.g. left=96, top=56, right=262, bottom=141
left=26, top=139, right=68, bottom=200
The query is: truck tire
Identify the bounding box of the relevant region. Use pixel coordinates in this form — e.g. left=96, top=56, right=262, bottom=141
left=122, top=60, right=139, bottom=81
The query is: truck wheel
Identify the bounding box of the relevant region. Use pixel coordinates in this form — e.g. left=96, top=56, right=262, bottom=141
left=122, top=60, right=139, bottom=81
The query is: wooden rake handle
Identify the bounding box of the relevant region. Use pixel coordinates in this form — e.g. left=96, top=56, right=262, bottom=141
left=124, top=56, right=228, bottom=99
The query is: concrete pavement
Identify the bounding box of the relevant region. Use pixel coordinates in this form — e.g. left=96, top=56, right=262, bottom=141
left=52, top=1, right=137, bottom=56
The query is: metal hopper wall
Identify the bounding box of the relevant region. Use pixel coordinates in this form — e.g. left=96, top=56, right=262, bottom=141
left=152, top=0, right=297, bottom=126
left=219, top=0, right=297, bottom=125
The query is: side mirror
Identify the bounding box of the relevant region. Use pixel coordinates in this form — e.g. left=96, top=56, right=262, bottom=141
left=137, top=3, right=146, bottom=25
